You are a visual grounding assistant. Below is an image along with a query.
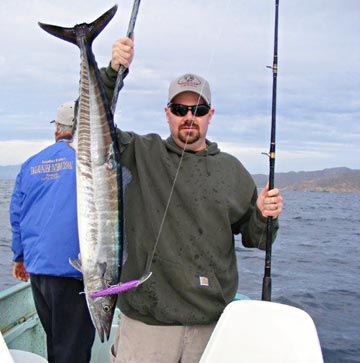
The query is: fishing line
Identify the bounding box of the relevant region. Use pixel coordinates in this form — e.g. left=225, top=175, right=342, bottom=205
left=144, top=0, right=234, bottom=275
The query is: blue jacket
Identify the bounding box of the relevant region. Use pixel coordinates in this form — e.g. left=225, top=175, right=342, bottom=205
left=10, top=140, right=81, bottom=278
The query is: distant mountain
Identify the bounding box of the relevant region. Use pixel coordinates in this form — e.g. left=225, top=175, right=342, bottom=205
left=252, top=167, right=360, bottom=193
left=1, top=165, right=359, bottom=193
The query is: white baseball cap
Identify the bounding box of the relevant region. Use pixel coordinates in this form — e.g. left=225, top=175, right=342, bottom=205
left=50, top=101, right=75, bottom=126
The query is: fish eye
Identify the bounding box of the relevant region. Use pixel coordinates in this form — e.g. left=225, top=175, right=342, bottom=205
left=103, top=305, right=111, bottom=313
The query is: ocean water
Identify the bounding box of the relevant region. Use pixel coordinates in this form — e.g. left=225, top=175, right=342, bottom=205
left=0, top=179, right=359, bottom=362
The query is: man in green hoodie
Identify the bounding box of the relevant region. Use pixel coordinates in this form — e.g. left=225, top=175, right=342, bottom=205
left=107, top=49, right=283, bottom=362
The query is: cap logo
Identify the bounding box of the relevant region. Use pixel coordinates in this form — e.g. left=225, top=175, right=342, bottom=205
left=168, top=73, right=211, bottom=105
left=178, top=74, right=201, bottom=87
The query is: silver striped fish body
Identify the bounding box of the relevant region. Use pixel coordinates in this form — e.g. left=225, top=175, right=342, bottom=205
left=75, top=43, right=120, bottom=342
left=38, top=5, right=121, bottom=342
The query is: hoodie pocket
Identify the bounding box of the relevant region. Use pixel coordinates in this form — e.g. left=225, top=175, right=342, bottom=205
left=145, top=256, right=228, bottom=324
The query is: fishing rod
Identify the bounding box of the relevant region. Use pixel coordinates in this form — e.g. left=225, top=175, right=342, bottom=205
left=111, top=0, right=141, bottom=115
left=261, top=0, right=279, bottom=302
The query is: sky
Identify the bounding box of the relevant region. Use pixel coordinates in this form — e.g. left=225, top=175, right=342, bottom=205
left=0, top=0, right=359, bottom=174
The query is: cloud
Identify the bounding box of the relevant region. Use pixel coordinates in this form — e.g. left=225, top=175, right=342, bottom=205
left=0, top=0, right=359, bottom=172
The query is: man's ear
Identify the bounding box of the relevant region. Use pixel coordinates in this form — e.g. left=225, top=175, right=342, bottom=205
left=165, top=107, right=170, bottom=123
left=208, top=108, right=215, bottom=124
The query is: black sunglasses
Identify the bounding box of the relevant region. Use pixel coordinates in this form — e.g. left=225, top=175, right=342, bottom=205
left=168, top=103, right=211, bottom=117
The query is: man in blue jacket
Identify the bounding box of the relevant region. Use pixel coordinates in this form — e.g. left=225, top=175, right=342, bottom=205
left=9, top=36, right=134, bottom=363
left=10, top=101, right=96, bottom=363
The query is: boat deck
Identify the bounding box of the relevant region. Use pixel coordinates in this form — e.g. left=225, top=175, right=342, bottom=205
left=0, top=282, right=250, bottom=362
left=0, top=282, right=121, bottom=362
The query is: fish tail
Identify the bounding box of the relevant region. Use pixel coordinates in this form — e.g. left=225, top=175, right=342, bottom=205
left=38, top=5, right=118, bottom=46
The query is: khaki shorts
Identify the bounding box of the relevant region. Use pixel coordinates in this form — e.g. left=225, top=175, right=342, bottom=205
left=110, top=314, right=216, bottom=363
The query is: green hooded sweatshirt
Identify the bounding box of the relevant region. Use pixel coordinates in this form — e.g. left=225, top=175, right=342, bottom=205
left=100, top=63, right=278, bottom=325
left=116, top=130, right=278, bottom=326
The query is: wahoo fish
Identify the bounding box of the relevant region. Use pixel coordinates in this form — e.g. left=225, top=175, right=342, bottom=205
left=38, top=5, right=122, bottom=342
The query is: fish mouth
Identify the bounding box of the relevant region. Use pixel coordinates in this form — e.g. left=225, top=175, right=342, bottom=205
left=95, top=322, right=112, bottom=343
left=89, top=296, right=116, bottom=343
left=93, top=311, right=114, bottom=343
